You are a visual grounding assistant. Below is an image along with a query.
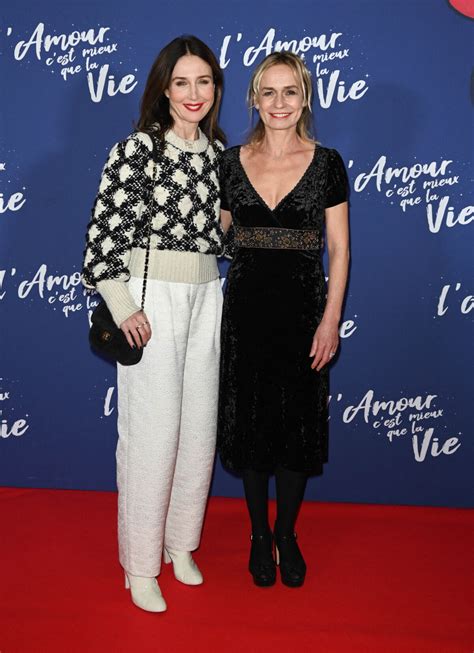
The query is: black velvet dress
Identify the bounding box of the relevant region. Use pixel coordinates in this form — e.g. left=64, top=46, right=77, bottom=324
left=217, top=145, right=348, bottom=475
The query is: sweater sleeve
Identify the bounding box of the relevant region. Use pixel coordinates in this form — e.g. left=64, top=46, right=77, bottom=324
left=95, top=279, right=140, bottom=326
left=82, top=132, right=154, bottom=289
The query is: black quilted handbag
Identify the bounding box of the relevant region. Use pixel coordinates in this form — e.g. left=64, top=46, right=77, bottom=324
left=89, top=300, right=144, bottom=365
left=89, top=135, right=160, bottom=366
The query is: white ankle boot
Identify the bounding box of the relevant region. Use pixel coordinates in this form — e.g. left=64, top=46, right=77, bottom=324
left=163, top=547, right=203, bottom=585
left=124, top=572, right=167, bottom=612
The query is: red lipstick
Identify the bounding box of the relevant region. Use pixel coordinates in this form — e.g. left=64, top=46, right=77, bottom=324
left=184, top=103, right=204, bottom=112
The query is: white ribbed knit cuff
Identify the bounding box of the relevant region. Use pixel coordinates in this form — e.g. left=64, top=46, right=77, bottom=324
left=96, top=280, right=141, bottom=327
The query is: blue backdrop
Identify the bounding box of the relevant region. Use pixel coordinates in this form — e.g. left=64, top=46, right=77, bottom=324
left=1, top=0, right=472, bottom=507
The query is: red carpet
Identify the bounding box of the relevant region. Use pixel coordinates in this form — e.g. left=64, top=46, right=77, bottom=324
left=0, top=488, right=472, bottom=653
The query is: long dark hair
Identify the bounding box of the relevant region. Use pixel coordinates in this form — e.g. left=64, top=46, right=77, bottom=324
left=137, top=35, right=226, bottom=145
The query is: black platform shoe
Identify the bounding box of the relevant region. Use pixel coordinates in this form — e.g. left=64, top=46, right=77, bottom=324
left=248, top=532, right=276, bottom=587
left=274, top=532, right=306, bottom=587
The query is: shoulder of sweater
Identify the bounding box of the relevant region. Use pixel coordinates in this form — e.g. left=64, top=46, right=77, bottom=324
left=108, top=131, right=154, bottom=160
left=211, top=139, right=225, bottom=153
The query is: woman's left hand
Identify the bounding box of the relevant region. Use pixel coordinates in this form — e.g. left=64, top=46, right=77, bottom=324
left=309, top=319, right=339, bottom=371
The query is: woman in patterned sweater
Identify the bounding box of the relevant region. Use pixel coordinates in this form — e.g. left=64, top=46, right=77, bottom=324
left=82, top=35, right=225, bottom=613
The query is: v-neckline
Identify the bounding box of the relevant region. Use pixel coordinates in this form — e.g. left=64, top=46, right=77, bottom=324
left=237, top=145, right=318, bottom=213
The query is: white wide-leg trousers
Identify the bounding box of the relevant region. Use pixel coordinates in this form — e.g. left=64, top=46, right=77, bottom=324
left=116, top=277, right=222, bottom=577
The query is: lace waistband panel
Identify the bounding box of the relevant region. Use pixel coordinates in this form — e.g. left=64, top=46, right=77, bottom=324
left=234, top=226, right=323, bottom=250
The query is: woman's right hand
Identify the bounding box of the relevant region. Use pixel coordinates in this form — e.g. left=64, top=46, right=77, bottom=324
left=120, top=310, right=152, bottom=349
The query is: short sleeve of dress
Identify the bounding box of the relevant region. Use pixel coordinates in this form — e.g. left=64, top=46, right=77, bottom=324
left=325, top=148, right=349, bottom=209
left=219, top=150, right=231, bottom=211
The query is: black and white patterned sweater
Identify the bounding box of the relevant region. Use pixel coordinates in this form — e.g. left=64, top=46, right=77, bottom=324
left=82, top=128, right=224, bottom=289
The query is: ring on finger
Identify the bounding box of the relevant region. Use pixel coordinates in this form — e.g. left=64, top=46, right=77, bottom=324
left=329, top=351, right=336, bottom=358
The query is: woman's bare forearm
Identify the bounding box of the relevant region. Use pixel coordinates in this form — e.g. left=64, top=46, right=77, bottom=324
left=323, top=245, right=350, bottom=324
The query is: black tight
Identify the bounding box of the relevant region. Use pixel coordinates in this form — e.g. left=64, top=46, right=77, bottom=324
left=242, top=469, right=270, bottom=536
left=274, top=466, right=308, bottom=535
left=242, top=467, right=308, bottom=536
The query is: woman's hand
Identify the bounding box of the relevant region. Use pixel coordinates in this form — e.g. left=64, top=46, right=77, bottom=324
left=309, top=318, right=339, bottom=371
left=120, top=310, right=152, bottom=349
left=220, top=208, right=232, bottom=234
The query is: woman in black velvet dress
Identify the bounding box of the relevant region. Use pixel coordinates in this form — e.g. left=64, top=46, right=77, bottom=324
left=217, top=52, right=349, bottom=587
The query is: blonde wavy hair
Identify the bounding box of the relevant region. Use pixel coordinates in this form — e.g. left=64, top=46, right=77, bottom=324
left=246, top=51, right=314, bottom=145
